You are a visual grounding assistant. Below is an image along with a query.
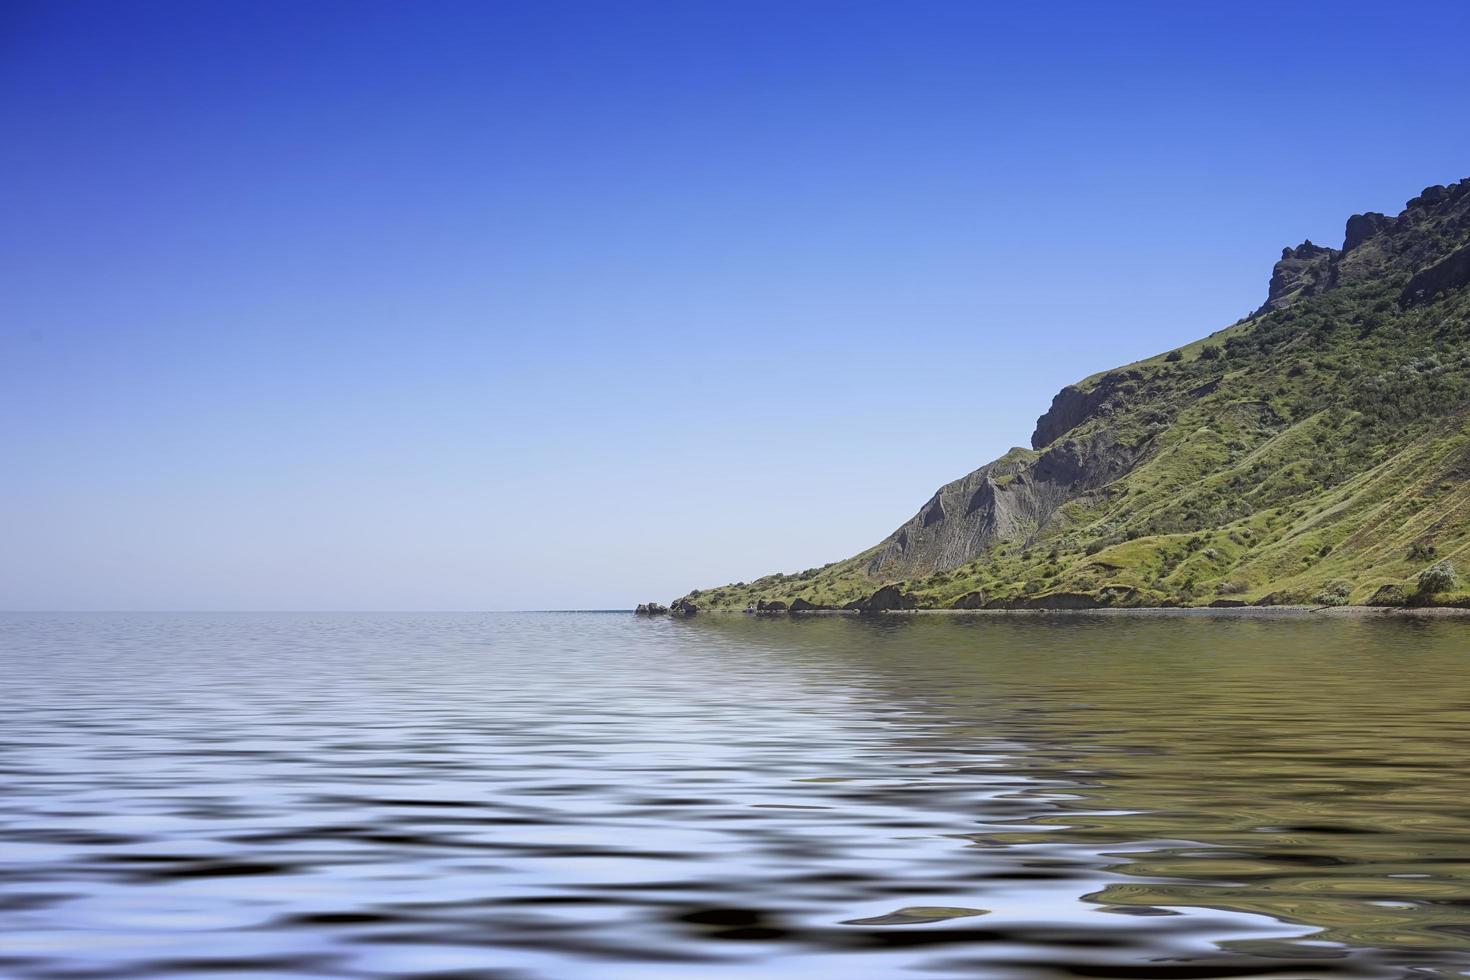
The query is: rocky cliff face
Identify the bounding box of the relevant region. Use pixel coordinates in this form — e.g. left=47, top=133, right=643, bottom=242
left=1255, top=180, right=1470, bottom=315
left=1260, top=241, right=1339, bottom=313
left=866, top=177, right=1470, bottom=577
left=864, top=428, right=1142, bottom=579
left=1401, top=242, right=1470, bottom=309
left=677, top=176, right=1470, bottom=612
left=1031, top=370, right=1145, bottom=449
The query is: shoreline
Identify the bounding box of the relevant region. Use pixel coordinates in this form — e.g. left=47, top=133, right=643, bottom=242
left=669, top=605, right=1470, bottom=619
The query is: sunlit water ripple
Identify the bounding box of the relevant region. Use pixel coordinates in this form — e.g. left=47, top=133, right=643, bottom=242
left=4, top=612, right=1470, bottom=978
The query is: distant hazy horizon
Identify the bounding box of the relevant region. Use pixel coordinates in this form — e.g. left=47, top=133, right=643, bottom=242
left=6, top=1, right=1470, bottom=611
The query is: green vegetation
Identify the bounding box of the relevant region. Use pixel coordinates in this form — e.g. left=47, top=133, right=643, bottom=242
left=1418, top=560, right=1460, bottom=596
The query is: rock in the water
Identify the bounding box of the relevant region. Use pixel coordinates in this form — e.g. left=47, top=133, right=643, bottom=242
left=789, top=597, right=821, bottom=612
left=755, top=600, right=788, bottom=613
left=635, top=602, right=668, bottom=616
left=670, top=599, right=699, bottom=617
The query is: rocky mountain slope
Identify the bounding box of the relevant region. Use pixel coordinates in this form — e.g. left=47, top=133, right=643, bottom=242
left=676, top=177, right=1470, bottom=611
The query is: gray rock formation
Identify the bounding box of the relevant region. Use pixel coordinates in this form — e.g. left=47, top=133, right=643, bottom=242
left=859, top=585, right=914, bottom=612
left=1259, top=241, right=1339, bottom=313
left=1031, top=370, right=1145, bottom=449
left=863, top=429, right=1136, bottom=580
left=1277, top=179, right=1470, bottom=308
left=1401, top=242, right=1470, bottom=308
left=1343, top=212, right=1392, bottom=253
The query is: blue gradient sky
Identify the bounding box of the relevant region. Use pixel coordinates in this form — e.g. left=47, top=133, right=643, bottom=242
left=4, top=1, right=1469, bottom=610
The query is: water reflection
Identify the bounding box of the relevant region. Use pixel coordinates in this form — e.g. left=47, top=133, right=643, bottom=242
left=2, top=612, right=1470, bottom=978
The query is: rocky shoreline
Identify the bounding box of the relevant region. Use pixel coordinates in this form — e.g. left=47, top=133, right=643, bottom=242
left=638, top=578, right=1470, bottom=617
left=636, top=603, right=1470, bottom=619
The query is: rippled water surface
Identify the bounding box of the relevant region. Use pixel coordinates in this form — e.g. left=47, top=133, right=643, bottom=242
left=5, top=612, right=1470, bottom=978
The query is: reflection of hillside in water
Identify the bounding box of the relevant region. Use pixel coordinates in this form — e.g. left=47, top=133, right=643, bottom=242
left=6, top=612, right=1470, bottom=979
left=689, top=614, right=1470, bottom=975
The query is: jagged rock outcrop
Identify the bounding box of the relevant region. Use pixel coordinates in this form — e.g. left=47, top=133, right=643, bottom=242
left=1401, top=242, right=1470, bottom=308
left=1259, top=241, right=1339, bottom=313
left=635, top=602, right=668, bottom=616
left=1285, top=179, right=1470, bottom=306
left=864, top=428, right=1138, bottom=579
left=1032, top=385, right=1102, bottom=449
left=1343, top=212, right=1392, bottom=253
left=1031, top=370, right=1142, bottom=449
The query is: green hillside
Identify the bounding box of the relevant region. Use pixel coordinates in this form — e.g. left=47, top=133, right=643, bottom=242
left=675, top=178, right=1470, bottom=612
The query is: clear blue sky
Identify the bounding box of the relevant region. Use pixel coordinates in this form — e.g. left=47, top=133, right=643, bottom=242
left=4, top=1, right=1468, bottom=610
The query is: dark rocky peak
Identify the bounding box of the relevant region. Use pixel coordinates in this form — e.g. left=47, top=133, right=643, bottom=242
left=1260, top=239, right=1340, bottom=314
left=1258, top=177, right=1470, bottom=316
left=1031, top=369, right=1142, bottom=449
left=1397, top=179, right=1470, bottom=235
left=1343, top=212, right=1393, bottom=253
left=1400, top=241, right=1470, bottom=308
left=1282, top=240, right=1334, bottom=261
left=1032, top=385, right=1097, bottom=450
left=1334, top=178, right=1470, bottom=291
left=1408, top=183, right=1453, bottom=211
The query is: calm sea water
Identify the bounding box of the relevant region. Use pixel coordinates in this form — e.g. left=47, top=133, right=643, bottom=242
left=4, top=612, right=1470, bottom=979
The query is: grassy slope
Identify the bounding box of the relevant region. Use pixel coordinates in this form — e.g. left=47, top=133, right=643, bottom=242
left=683, top=277, right=1470, bottom=611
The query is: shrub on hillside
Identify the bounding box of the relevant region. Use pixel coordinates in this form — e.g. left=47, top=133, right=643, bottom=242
left=1312, top=582, right=1352, bottom=606
left=1165, top=350, right=1183, bottom=362
left=1407, top=540, right=1438, bottom=561
left=1418, top=560, right=1459, bottom=595
left=1198, top=344, right=1223, bottom=361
